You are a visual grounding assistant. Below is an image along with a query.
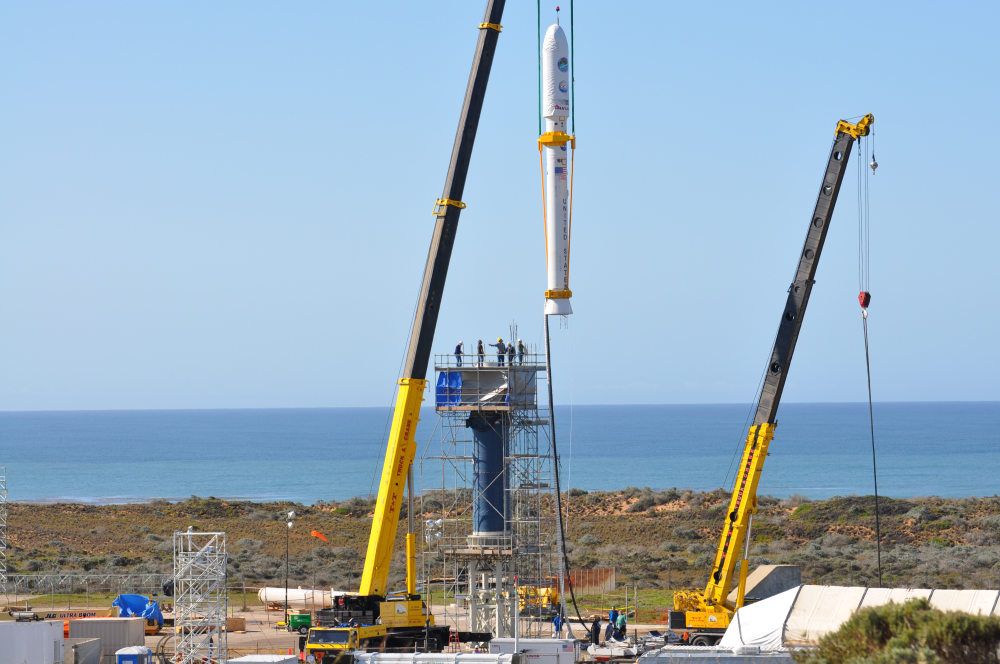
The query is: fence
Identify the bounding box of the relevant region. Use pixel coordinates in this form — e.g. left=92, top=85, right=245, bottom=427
left=569, top=567, right=616, bottom=594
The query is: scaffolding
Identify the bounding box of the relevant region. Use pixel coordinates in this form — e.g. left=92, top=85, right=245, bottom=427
left=173, top=530, right=227, bottom=664
left=420, top=352, right=560, bottom=640
left=0, top=467, right=6, bottom=594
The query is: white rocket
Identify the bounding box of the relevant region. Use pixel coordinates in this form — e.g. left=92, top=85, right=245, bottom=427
left=540, top=22, right=573, bottom=316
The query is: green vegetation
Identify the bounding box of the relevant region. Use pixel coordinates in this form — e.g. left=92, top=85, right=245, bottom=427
left=793, top=598, right=1000, bottom=664
left=8, top=490, right=1000, bottom=619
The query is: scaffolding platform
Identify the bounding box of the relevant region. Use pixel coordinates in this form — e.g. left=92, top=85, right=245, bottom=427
left=420, top=351, right=561, bottom=640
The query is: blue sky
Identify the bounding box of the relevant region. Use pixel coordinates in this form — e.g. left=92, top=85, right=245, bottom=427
left=2, top=2, right=997, bottom=410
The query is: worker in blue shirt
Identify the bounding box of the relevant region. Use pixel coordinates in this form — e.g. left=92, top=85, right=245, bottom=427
left=455, top=341, right=463, bottom=366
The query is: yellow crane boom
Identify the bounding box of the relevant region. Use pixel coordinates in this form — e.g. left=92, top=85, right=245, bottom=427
left=671, top=114, right=873, bottom=645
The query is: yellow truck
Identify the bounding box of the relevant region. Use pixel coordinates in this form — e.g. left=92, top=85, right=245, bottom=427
left=305, top=624, right=387, bottom=664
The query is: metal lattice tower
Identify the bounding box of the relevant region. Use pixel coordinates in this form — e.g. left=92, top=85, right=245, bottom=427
left=173, top=531, right=227, bottom=664
left=421, top=352, right=559, bottom=639
left=0, top=467, right=7, bottom=594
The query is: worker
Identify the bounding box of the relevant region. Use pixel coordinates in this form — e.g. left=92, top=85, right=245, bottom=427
left=477, top=340, right=485, bottom=367
left=608, top=607, right=618, bottom=629
left=455, top=341, right=463, bottom=367
left=590, top=616, right=601, bottom=645
left=517, top=338, right=526, bottom=364
left=489, top=337, right=506, bottom=366
left=616, top=611, right=627, bottom=639
left=507, top=342, right=515, bottom=367
left=681, top=631, right=691, bottom=645
left=552, top=613, right=562, bottom=637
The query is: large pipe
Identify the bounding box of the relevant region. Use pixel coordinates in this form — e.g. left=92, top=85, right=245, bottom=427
left=257, top=587, right=338, bottom=609
left=468, top=414, right=509, bottom=538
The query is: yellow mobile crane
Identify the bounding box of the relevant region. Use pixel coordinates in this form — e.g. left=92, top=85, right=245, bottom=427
left=305, top=2, right=505, bottom=663
left=669, top=114, right=874, bottom=647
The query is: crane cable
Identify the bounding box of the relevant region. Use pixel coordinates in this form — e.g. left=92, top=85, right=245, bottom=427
left=857, top=129, right=882, bottom=587
left=538, top=0, right=589, bottom=637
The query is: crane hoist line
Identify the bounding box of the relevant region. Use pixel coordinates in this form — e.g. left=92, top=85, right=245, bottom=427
left=305, top=2, right=506, bottom=662
left=669, top=114, right=874, bottom=648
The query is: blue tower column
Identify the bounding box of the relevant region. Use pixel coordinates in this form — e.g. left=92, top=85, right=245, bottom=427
left=467, top=414, right=509, bottom=542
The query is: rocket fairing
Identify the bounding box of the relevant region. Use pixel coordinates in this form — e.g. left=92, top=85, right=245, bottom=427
left=541, top=23, right=573, bottom=316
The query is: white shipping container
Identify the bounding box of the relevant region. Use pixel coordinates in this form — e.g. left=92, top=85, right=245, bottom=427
left=489, top=638, right=579, bottom=664
left=0, top=620, right=65, bottom=664
left=66, top=638, right=102, bottom=664
left=68, top=618, right=144, bottom=664
left=227, top=656, right=300, bottom=664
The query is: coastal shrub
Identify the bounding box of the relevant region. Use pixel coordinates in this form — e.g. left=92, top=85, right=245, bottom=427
left=790, top=504, right=813, bottom=518
left=975, top=517, right=1000, bottom=539
left=567, top=488, right=588, bottom=497
left=145, top=533, right=164, bottom=543
left=237, top=538, right=264, bottom=551
left=686, top=492, right=707, bottom=508
left=578, top=534, right=599, bottom=546
left=627, top=496, right=657, bottom=513
left=792, top=598, right=1000, bottom=664
left=333, top=546, right=360, bottom=560
left=314, top=546, right=335, bottom=560
left=781, top=494, right=810, bottom=508
left=905, top=505, right=934, bottom=523
left=658, top=487, right=682, bottom=503
left=817, top=533, right=854, bottom=548
left=694, top=553, right=713, bottom=568
left=964, top=530, right=993, bottom=546
left=674, top=526, right=698, bottom=540
left=660, top=541, right=682, bottom=552
left=422, top=498, right=442, bottom=512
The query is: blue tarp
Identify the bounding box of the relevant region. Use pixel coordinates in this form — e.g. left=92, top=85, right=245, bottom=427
left=449, top=371, right=461, bottom=405
left=112, top=594, right=164, bottom=628
left=435, top=371, right=463, bottom=407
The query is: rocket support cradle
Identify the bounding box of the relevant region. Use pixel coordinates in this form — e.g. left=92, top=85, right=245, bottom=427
left=540, top=23, right=573, bottom=316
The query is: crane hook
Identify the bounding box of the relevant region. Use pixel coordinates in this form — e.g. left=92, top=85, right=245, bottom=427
left=870, top=153, right=878, bottom=174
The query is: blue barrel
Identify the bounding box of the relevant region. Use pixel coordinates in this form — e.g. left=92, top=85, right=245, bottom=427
left=468, top=414, right=509, bottom=534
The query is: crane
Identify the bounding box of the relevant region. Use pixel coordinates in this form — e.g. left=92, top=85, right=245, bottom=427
left=304, top=3, right=507, bottom=662
left=669, top=114, right=874, bottom=646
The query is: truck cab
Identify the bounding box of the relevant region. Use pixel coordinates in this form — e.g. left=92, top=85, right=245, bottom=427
left=305, top=624, right=386, bottom=663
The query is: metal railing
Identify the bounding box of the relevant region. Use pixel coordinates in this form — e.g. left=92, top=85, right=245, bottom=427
left=436, top=352, right=543, bottom=370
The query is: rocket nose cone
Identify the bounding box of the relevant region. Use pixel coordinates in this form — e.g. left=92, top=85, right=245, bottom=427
left=543, top=23, right=569, bottom=51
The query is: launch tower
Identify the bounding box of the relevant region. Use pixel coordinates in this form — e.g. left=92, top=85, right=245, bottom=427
left=421, top=351, right=559, bottom=638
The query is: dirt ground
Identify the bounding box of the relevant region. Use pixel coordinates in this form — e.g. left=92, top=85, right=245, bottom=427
left=146, top=608, right=303, bottom=658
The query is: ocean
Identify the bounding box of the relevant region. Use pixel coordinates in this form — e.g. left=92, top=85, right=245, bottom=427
left=0, top=402, right=996, bottom=505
